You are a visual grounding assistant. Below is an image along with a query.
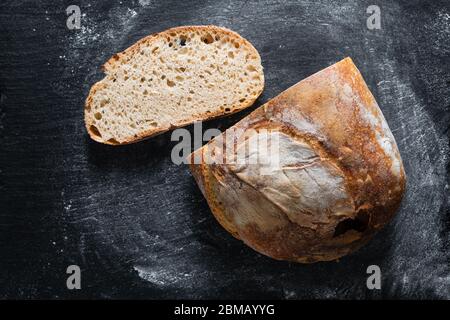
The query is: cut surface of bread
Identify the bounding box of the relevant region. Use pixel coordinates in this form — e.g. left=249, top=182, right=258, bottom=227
left=85, top=25, right=264, bottom=145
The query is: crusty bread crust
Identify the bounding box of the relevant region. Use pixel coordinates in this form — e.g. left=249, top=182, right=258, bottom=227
left=85, top=25, right=264, bottom=145
left=189, top=58, right=406, bottom=263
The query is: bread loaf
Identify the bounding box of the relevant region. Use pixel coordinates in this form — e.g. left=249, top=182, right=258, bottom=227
left=85, top=25, right=264, bottom=145
left=189, top=57, right=406, bottom=263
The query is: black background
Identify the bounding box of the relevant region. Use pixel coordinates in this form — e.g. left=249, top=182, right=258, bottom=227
left=0, top=0, right=449, bottom=299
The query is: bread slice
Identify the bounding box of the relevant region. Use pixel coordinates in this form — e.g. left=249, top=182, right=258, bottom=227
left=84, top=25, right=264, bottom=145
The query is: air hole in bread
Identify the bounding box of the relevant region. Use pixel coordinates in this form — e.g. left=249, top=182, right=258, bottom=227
left=333, top=211, right=369, bottom=237
left=179, top=35, right=187, bottom=46
left=228, top=51, right=234, bottom=58
left=201, top=33, right=214, bottom=44
left=89, top=125, right=102, bottom=139
left=166, top=79, right=175, bottom=87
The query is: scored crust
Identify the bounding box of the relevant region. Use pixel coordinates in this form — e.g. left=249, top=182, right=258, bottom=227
left=85, top=25, right=264, bottom=145
left=189, top=57, right=406, bottom=263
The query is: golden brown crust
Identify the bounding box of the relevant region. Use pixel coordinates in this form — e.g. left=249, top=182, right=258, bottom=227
left=85, top=25, right=264, bottom=145
left=189, top=148, right=241, bottom=239
left=189, top=57, right=406, bottom=263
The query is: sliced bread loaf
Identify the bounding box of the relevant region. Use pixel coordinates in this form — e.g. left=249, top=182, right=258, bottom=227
left=85, top=25, right=264, bottom=145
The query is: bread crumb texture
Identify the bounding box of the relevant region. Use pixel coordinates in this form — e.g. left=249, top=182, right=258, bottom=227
left=85, top=25, right=264, bottom=144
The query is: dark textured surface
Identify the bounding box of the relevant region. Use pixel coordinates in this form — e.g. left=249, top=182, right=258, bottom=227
left=0, top=0, right=449, bottom=299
